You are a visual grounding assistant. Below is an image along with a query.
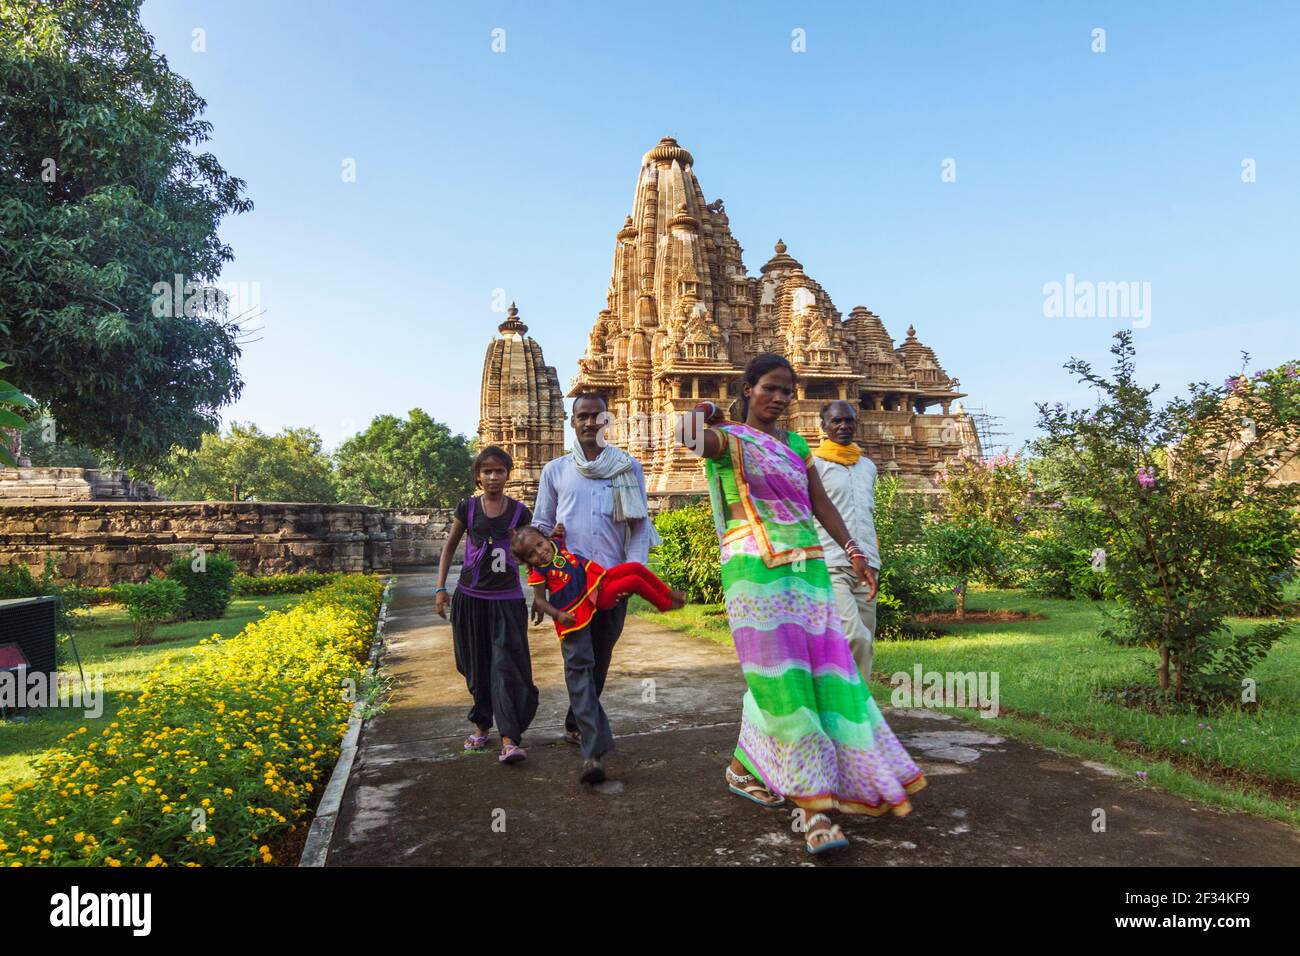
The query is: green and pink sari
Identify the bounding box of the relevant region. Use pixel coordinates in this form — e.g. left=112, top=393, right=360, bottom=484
left=706, top=422, right=925, bottom=815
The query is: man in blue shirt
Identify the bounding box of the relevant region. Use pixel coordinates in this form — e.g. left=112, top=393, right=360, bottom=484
left=532, top=394, right=657, bottom=782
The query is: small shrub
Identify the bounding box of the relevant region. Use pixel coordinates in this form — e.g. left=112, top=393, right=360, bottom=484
left=876, top=545, right=943, bottom=639
left=166, top=550, right=237, bottom=620
left=1021, top=529, right=1107, bottom=601
left=652, top=502, right=723, bottom=604
left=111, top=578, right=186, bottom=645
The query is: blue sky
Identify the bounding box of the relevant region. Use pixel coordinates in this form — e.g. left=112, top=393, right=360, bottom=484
left=139, top=0, right=1300, bottom=453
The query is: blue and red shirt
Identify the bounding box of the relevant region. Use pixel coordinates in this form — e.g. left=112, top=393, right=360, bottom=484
left=527, top=543, right=606, bottom=637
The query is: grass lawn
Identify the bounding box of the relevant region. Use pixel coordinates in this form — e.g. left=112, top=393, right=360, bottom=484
left=632, top=588, right=1300, bottom=827
left=0, top=594, right=301, bottom=787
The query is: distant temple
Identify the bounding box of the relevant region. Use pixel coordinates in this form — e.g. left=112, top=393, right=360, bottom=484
left=476, top=302, right=565, bottom=501
left=478, top=137, right=981, bottom=497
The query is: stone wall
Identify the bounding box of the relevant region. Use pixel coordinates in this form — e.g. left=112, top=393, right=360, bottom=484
left=0, top=501, right=392, bottom=586
left=387, top=508, right=462, bottom=568
left=0, top=467, right=161, bottom=502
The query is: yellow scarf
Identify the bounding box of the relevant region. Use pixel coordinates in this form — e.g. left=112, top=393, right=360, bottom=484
left=813, top=438, right=862, bottom=466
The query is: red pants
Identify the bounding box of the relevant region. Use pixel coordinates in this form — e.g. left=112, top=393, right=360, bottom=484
left=594, top=562, right=675, bottom=612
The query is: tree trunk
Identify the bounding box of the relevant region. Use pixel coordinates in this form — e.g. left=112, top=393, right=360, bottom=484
left=955, top=584, right=966, bottom=619
left=1158, top=646, right=1170, bottom=691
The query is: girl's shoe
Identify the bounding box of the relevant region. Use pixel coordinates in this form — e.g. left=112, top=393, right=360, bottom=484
left=463, top=733, right=490, bottom=751
left=499, top=743, right=527, bottom=764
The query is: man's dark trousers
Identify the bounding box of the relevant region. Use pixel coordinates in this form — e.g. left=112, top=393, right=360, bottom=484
left=562, top=600, right=627, bottom=755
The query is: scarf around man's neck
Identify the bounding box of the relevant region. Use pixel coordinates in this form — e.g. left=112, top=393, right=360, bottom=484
left=569, top=441, right=649, bottom=522
left=813, top=437, right=862, bottom=466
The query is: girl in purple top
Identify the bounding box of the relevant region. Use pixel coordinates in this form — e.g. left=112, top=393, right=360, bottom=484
left=435, top=446, right=539, bottom=764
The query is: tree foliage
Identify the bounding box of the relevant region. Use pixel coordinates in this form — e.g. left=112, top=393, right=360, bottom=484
left=157, top=423, right=337, bottom=503
left=0, top=0, right=251, bottom=470
left=332, top=409, right=474, bottom=508
left=1035, top=332, right=1300, bottom=703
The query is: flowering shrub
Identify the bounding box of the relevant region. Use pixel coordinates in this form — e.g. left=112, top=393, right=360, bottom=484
left=0, top=574, right=383, bottom=866
left=1035, top=334, right=1300, bottom=703
left=873, top=476, right=943, bottom=637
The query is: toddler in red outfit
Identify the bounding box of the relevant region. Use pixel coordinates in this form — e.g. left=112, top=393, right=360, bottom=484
left=511, top=524, right=685, bottom=637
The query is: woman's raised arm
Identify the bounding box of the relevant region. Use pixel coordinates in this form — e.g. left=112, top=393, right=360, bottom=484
left=675, top=401, right=724, bottom=459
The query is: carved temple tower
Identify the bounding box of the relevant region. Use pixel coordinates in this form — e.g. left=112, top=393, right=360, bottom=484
left=570, top=137, right=981, bottom=493
left=477, top=303, right=566, bottom=501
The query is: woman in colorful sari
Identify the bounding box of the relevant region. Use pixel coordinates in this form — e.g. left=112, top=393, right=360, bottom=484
left=676, top=353, right=925, bottom=855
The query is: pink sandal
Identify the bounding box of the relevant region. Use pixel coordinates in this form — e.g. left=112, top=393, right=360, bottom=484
left=499, top=743, right=527, bottom=764
left=464, top=733, right=490, bottom=751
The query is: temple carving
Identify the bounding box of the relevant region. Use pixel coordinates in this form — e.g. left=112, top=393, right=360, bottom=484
left=569, top=137, right=982, bottom=492
left=477, top=303, right=566, bottom=501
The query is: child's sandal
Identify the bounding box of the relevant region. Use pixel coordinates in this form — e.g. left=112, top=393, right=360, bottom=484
left=499, top=743, right=527, bottom=764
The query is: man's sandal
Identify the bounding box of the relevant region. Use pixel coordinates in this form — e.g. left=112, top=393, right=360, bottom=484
left=805, top=813, right=849, bottom=855
left=463, top=733, right=490, bottom=751
left=726, top=766, right=784, bottom=807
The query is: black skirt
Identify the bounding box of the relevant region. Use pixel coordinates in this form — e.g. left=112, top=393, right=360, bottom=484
left=449, top=592, right=539, bottom=742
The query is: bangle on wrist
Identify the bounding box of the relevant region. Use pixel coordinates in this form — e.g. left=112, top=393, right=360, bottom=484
left=435, top=586, right=447, bottom=594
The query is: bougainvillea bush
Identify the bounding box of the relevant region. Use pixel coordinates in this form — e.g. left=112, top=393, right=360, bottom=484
left=1035, top=333, right=1300, bottom=704
left=0, top=574, right=383, bottom=866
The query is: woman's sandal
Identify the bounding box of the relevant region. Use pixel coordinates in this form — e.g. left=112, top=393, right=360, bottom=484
left=498, top=743, right=527, bottom=764
left=804, top=813, right=849, bottom=855
left=726, top=766, right=785, bottom=807
left=463, top=733, right=490, bottom=751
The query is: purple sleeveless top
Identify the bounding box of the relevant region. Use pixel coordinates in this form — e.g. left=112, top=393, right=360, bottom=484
left=455, top=495, right=530, bottom=601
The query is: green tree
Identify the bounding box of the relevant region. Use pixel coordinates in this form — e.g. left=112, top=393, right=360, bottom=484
left=333, top=409, right=474, bottom=508
left=923, top=517, right=1001, bottom=619
left=1036, top=333, right=1300, bottom=702
left=158, top=423, right=337, bottom=503
left=0, top=0, right=251, bottom=471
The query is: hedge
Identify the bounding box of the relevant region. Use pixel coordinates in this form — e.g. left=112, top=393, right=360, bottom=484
left=652, top=501, right=723, bottom=604
left=0, top=574, right=384, bottom=867
left=233, top=572, right=342, bottom=596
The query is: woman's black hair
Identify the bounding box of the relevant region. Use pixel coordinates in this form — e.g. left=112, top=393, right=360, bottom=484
left=472, top=445, right=513, bottom=487
left=737, top=352, right=797, bottom=422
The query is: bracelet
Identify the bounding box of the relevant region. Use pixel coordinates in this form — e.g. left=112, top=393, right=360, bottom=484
left=695, top=401, right=718, bottom=421
left=435, top=586, right=447, bottom=594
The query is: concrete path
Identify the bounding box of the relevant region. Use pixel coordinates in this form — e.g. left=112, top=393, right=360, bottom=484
left=326, top=570, right=1300, bottom=866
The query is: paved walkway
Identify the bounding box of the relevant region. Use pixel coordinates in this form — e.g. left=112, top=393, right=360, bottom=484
left=326, top=570, right=1300, bottom=866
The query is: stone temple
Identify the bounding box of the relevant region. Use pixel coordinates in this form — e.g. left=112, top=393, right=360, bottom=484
left=477, top=302, right=565, bottom=501
left=477, top=137, right=981, bottom=497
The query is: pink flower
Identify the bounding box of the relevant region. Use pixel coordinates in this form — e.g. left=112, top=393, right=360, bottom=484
left=1136, top=466, right=1156, bottom=489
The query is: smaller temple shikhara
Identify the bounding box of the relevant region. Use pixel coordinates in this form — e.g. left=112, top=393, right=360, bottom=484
left=476, top=302, right=565, bottom=501
left=478, top=137, right=981, bottom=497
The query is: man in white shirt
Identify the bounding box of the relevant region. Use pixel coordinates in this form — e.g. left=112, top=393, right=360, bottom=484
left=811, top=401, right=882, bottom=682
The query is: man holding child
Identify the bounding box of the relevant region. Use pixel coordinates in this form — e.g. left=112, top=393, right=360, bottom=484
left=532, top=393, right=658, bottom=783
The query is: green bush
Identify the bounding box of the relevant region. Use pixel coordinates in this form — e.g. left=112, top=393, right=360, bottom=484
left=652, top=502, right=723, bottom=604
left=876, top=545, right=944, bottom=639
left=1021, top=527, right=1107, bottom=601
left=110, top=578, right=185, bottom=645
left=233, top=571, right=341, bottom=595
left=165, top=549, right=237, bottom=620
